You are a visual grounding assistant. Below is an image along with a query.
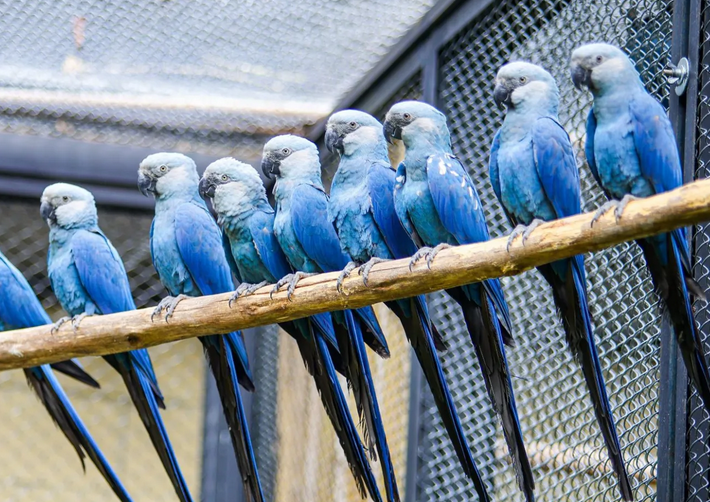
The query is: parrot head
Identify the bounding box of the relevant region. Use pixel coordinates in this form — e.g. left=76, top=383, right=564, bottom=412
left=493, top=61, right=559, bottom=112
left=200, top=157, right=266, bottom=215
left=570, top=43, right=638, bottom=94
left=325, top=109, right=385, bottom=156
left=383, top=101, right=450, bottom=149
left=138, top=152, right=199, bottom=200
left=261, top=135, right=320, bottom=181
left=40, top=183, right=98, bottom=229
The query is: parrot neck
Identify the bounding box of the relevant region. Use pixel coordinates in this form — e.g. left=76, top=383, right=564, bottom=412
left=332, top=153, right=372, bottom=188
left=342, top=126, right=388, bottom=159
left=591, top=84, right=641, bottom=122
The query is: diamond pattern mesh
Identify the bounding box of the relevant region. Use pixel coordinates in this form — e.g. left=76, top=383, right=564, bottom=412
left=408, top=0, right=673, bottom=500
left=688, top=1, right=710, bottom=499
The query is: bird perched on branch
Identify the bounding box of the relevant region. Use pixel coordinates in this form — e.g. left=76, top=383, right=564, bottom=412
left=199, top=157, right=383, bottom=502
left=571, top=43, right=710, bottom=415
left=262, top=135, right=400, bottom=502
left=384, top=101, right=533, bottom=502
left=490, top=61, right=632, bottom=500
left=40, top=183, right=192, bottom=502
left=325, top=109, right=487, bottom=490
left=138, top=153, right=264, bottom=502
left=0, top=249, right=132, bottom=502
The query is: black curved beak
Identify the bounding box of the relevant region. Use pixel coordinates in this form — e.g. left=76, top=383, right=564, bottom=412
left=198, top=176, right=216, bottom=200
left=325, top=127, right=344, bottom=154
left=261, top=155, right=280, bottom=179
left=571, top=64, right=592, bottom=90
left=383, top=119, right=402, bottom=145
left=137, top=172, right=157, bottom=197
left=493, top=84, right=511, bottom=111
left=40, top=201, right=55, bottom=223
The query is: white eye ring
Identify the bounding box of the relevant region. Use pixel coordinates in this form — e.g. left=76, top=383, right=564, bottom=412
left=520, top=76, right=527, bottom=83
left=282, top=148, right=291, bottom=155
left=221, top=174, right=229, bottom=181
left=159, top=165, right=168, bottom=172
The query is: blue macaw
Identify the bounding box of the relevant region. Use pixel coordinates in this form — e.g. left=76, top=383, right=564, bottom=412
left=138, top=153, right=264, bottom=502
left=40, top=183, right=192, bottom=502
left=383, top=101, right=533, bottom=502
left=490, top=62, right=632, bottom=500
left=325, top=109, right=488, bottom=490
left=0, top=249, right=132, bottom=501
left=571, top=43, right=710, bottom=413
left=199, top=157, right=383, bottom=502
left=261, top=135, right=399, bottom=502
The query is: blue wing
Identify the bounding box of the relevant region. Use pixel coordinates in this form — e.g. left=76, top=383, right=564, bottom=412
left=584, top=108, right=605, bottom=191
left=426, top=152, right=490, bottom=245
left=249, top=208, right=293, bottom=281
left=531, top=117, right=582, bottom=219
left=630, top=93, right=682, bottom=194
left=0, top=253, right=51, bottom=328
left=175, top=202, right=235, bottom=295
left=71, top=230, right=136, bottom=314
left=222, top=232, right=242, bottom=283
left=393, top=162, right=425, bottom=248
left=367, top=161, right=417, bottom=259
left=290, top=183, right=350, bottom=272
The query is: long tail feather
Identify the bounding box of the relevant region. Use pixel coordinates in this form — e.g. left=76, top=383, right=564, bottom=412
left=26, top=365, right=132, bottom=502
left=107, top=353, right=193, bottom=502
left=389, top=297, right=489, bottom=501
left=50, top=359, right=101, bottom=388
left=339, top=310, right=400, bottom=502
left=354, top=307, right=391, bottom=358
left=456, top=286, right=535, bottom=502
left=640, top=235, right=710, bottom=413
left=540, top=259, right=632, bottom=501
left=201, top=336, right=264, bottom=502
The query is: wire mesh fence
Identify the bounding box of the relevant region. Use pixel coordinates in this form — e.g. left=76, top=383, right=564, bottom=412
left=405, top=0, right=673, bottom=500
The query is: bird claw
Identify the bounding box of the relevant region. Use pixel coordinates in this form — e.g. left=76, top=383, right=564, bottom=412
left=270, top=272, right=316, bottom=301
left=590, top=197, right=636, bottom=227
left=229, top=281, right=268, bottom=308
left=408, top=244, right=450, bottom=271
left=50, top=316, right=71, bottom=335
left=71, top=313, right=92, bottom=331
left=409, top=247, right=433, bottom=272
left=151, top=295, right=188, bottom=323
left=358, top=257, right=389, bottom=286
left=336, top=262, right=359, bottom=293
left=506, top=224, right=527, bottom=252
left=521, top=219, right=544, bottom=245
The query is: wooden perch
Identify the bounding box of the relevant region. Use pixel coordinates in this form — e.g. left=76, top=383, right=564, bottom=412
left=1, top=178, right=710, bottom=370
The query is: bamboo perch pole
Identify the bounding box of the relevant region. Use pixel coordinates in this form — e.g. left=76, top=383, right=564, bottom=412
left=2, top=178, right=710, bottom=370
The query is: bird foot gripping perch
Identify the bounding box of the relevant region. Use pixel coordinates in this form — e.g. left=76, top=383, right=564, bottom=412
left=50, top=313, right=93, bottom=334
left=151, top=295, right=189, bottom=322
left=506, top=219, right=545, bottom=252
left=408, top=243, right=451, bottom=271
left=590, top=194, right=638, bottom=227
left=270, top=272, right=317, bottom=301
left=229, top=281, right=269, bottom=308
left=336, top=261, right=360, bottom=293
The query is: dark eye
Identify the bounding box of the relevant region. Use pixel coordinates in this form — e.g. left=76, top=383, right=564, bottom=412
left=349, top=121, right=358, bottom=128
left=221, top=174, right=229, bottom=182
left=159, top=165, right=168, bottom=172
left=520, top=76, right=527, bottom=83
left=596, top=55, right=603, bottom=63
left=403, top=113, right=412, bottom=120
left=62, top=196, right=69, bottom=202
left=282, top=148, right=291, bottom=155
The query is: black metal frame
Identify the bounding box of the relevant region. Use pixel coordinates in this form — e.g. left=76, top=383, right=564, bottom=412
left=310, top=0, right=706, bottom=499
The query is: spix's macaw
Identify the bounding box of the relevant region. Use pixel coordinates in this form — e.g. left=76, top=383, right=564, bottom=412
left=262, top=135, right=399, bottom=502
left=384, top=101, right=533, bottom=502
left=325, top=109, right=488, bottom=490
left=0, top=249, right=132, bottom=502
left=40, top=183, right=192, bottom=502
left=138, top=153, right=264, bottom=502
left=491, top=61, right=632, bottom=500
left=571, top=43, right=710, bottom=413
left=199, top=157, right=383, bottom=502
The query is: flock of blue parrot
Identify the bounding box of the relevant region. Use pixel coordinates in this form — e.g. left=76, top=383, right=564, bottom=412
left=0, top=42, right=706, bottom=502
